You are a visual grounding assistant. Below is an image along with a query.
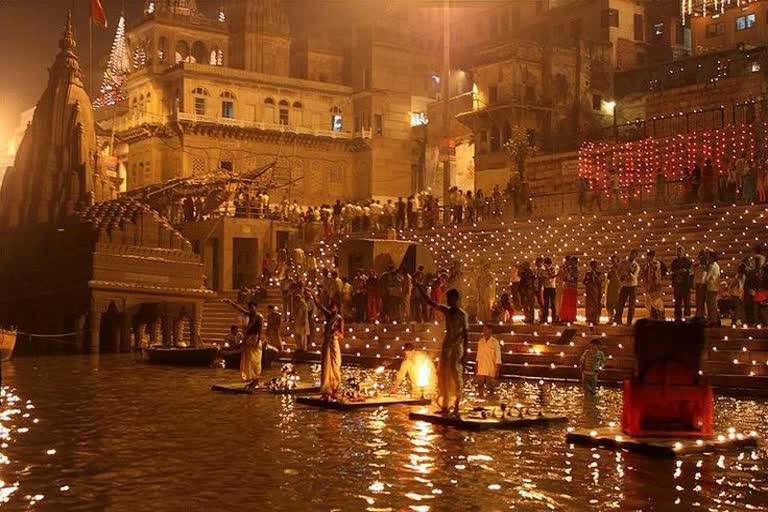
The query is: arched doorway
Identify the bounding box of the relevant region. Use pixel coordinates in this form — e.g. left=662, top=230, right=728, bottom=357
left=99, top=301, right=121, bottom=353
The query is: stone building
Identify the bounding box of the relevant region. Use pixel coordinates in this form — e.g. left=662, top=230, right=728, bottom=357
left=0, top=14, right=211, bottom=353
left=688, top=0, right=768, bottom=55
left=98, top=0, right=440, bottom=205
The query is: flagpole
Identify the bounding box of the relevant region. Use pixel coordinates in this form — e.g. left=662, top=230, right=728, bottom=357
left=89, top=15, right=94, bottom=96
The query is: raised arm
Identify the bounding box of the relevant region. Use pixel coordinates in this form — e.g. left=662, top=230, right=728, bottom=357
left=311, top=294, right=331, bottom=317
left=417, top=284, right=449, bottom=313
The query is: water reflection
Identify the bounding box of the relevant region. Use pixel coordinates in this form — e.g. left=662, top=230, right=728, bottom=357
left=0, top=356, right=764, bottom=511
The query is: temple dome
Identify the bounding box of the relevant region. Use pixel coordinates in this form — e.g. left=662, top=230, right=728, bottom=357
left=0, top=12, right=116, bottom=230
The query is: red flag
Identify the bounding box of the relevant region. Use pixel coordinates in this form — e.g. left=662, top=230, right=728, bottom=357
left=90, top=0, right=108, bottom=28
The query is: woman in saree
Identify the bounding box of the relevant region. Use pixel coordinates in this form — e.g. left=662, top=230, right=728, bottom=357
left=238, top=301, right=264, bottom=388
left=311, top=292, right=344, bottom=401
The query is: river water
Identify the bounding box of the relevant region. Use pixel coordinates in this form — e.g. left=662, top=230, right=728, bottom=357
left=0, top=355, right=766, bottom=511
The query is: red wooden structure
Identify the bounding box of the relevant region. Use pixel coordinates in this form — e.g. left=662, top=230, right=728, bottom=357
left=621, top=320, right=713, bottom=438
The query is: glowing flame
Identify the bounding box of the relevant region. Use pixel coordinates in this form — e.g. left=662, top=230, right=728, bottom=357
left=416, top=360, right=432, bottom=389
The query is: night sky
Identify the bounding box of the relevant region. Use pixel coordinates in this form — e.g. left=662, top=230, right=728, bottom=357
left=0, top=0, right=384, bottom=140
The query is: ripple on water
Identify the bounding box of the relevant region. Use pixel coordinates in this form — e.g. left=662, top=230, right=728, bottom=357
left=0, top=355, right=766, bottom=511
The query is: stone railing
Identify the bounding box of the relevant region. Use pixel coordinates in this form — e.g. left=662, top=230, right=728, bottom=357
left=174, top=112, right=355, bottom=140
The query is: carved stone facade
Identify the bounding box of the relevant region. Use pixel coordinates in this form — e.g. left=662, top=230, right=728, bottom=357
left=0, top=15, right=210, bottom=353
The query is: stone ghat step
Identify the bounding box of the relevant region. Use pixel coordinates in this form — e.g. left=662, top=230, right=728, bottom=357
left=284, top=352, right=768, bottom=392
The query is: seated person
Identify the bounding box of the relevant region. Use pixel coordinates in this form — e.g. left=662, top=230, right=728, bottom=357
left=389, top=343, right=436, bottom=396
left=223, top=325, right=243, bottom=349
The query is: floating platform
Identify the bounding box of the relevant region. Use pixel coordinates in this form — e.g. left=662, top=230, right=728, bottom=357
left=295, top=395, right=431, bottom=410
left=211, top=382, right=320, bottom=395
left=408, top=410, right=568, bottom=430
left=565, top=426, right=760, bottom=457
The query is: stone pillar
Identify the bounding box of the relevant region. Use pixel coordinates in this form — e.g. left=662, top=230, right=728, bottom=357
left=191, top=301, right=203, bottom=347
left=148, top=319, right=160, bottom=347
left=119, top=311, right=131, bottom=353
left=134, top=322, right=146, bottom=351
left=89, top=304, right=102, bottom=353
left=75, top=313, right=87, bottom=353
left=161, top=314, right=172, bottom=347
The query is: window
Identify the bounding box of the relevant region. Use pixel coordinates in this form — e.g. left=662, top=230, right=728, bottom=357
left=654, top=23, right=664, bottom=37
left=489, top=127, right=500, bottom=152
left=158, top=36, right=168, bottom=62
left=292, top=101, right=303, bottom=109
left=592, top=94, right=602, bottom=111
left=374, top=114, right=383, bottom=136
left=500, top=10, right=509, bottom=33
left=194, top=97, right=206, bottom=115
left=192, top=87, right=209, bottom=96
left=525, top=85, right=535, bottom=103
left=634, top=14, right=644, bottom=41
left=478, top=130, right=487, bottom=154
left=706, top=22, right=725, bottom=38
left=278, top=100, right=290, bottom=125
left=501, top=123, right=511, bottom=145
left=222, top=101, right=234, bottom=118
left=264, top=97, right=274, bottom=105
left=601, top=8, right=619, bottom=28
left=570, top=19, right=582, bottom=40
left=736, top=14, right=756, bottom=31
left=488, top=85, right=498, bottom=104
left=330, top=107, right=343, bottom=132
left=220, top=161, right=233, bottom=172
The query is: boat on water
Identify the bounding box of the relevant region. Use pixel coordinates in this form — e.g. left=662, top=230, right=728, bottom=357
left=145, top=346, right=218, bottom=367
left=221, top=344, right=281, bottom=370
left=0, top=329, right=17, bottom=362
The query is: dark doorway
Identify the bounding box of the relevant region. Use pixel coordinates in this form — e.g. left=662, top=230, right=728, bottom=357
left=233, top=237, right=259, bottom=290
left=99, top=301, right=121, bottom=353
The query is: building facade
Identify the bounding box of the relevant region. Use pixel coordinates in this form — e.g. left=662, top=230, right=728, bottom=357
left=98, top=0, right=440, bottom=205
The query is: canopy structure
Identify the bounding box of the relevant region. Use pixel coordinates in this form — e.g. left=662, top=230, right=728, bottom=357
left=122, top=161, right=285, bottom=218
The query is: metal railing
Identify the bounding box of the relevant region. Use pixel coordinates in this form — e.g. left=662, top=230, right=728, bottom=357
left=599, top=98, right=767, bottom=143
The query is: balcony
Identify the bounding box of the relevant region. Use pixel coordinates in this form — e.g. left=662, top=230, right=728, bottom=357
left=174, top=112, right=355, bottom=140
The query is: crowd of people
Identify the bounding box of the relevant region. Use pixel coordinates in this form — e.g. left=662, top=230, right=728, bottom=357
left=244, top=242, right=768, bottom=339
left=579, top=155, right=768, bottom=214
left=477, top=244, right=768, bottom=328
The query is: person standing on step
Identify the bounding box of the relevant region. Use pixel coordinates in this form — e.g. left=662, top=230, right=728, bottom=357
left=265, top=305, right=283, bottom=351
left=613, top=250, right=640, bottom=325
left=671, top=246, right=693, bottom=321
left=518, top=261, right=537, bottom=324
left=642, top=250, right=665, bottom=320
left=560, top=256, right=579, bottom=323
left=475, top=324, right=502, bottom=397
left=583, top=260, right=604, bottom=325
left=238, top=301, right=264, bottom=389
left=540, top=257, right=558, bottom=324
left=605, top=254, right=622, bottom=321
left=292, top=288, right=310, bottom=353
left=694, top=250, right=710, bottom=320
left=418, top=285, right=468, bottom=416
left=311, top=292, right=344, bottom=401
left=705, top=251, right=721, bottom=327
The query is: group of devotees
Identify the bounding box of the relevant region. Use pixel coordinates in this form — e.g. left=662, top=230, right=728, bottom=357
left=226, top=282, right=607, bottom=416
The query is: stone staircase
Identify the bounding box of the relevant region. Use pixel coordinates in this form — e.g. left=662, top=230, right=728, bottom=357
left=199, top=288, right=283, bottom=345
left=283, top=321, right=768, bottom=394
left=402, top=203, right=768, bottom=310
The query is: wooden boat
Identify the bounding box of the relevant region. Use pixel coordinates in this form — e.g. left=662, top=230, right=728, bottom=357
left=0, top=329, right=17, bottom=362
left=221, top=345, right=280, bottom=370
left=145, top=346, right=218, bottom=367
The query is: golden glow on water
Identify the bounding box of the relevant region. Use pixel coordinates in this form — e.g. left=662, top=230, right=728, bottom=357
left=0, top=357, right=765, bottom=510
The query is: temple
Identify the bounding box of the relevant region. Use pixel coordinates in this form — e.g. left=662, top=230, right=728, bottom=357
left=0, top=14, right=211, bottom=353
